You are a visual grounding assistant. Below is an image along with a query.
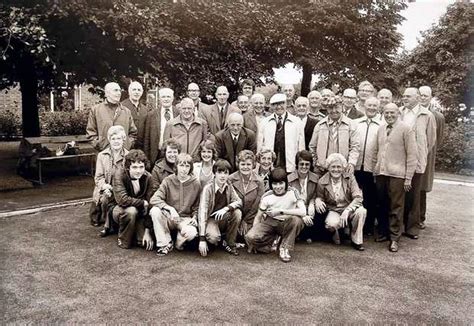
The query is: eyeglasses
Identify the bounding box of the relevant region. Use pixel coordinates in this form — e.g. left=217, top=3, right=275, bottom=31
left=298, top=162, right=311, bottom=167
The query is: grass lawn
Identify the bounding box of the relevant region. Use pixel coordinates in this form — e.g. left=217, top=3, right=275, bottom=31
left=0, top=182, right=473, bottom=324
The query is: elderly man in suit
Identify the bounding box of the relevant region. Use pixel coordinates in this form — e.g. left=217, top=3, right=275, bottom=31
left=294, top=96, right=318, bottom=150
left=86, top=82, right=137, bottom=151
left=418, top=86, right=445, bottom=229
left=186, top=82, right=209, bottom=117
left=309, top=97, right=360, bottom=177
left=400, top=87, right=436, bottom=239
left=200, top=86, right=241, bottom=136
left=243, top=93, right=268, bottom=134
left=342, top=88, right=365, bottom=120
left=121, top=81, right=149, bottom=146
left=257, top=93, right=304, bottom=173
left=215, top=113, right=257, bottom=172
left=141, top=87, right=179, bottom=165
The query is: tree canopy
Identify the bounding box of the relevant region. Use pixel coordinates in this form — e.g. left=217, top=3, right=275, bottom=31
left=396, top=2, right=474, bottom=109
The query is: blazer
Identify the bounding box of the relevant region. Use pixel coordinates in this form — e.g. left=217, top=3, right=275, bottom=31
left=121, top=98, right=150, bottom=145
left=141, top=106, right=181, bottom=165
left=228, top=171, right=265, bottom=223
left=215, top=127, right=257, bottom=171
left=316, top=172, right=363, bottom=214
left=200, top=103, right=241, bottom=136
left=287, top=171, right=319, bottom=206
left=151, top=159, right=174, bottom=193
left=304, top=116, right=319, bottom=150
left=257, top=112, right=305, bottom=173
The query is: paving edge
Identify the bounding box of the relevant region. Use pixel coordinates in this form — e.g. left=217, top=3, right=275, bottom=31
left=0, top=198, right=92, bottom=218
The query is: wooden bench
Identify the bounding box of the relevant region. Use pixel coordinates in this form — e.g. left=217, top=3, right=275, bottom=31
left=18, top=135, right=96, bottom=185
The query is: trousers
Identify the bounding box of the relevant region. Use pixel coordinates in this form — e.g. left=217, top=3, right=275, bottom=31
left=245, top=215, right=304, bottom=252
left=112, top=206, right=146, bottom=248
left=404, top=173, right=422, bottom=236
left=324, top=207, right=366, bottom=245
left=205, top=211, right=241, bottom=246
left=376, top=176, right=405, bottom=241
left=150, top=207, right=198, bottom=248
left=355, top=170, right=377, bottom=234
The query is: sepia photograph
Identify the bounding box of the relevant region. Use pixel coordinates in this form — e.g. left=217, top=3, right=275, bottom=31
left=0, top=0, right=472, bottom=323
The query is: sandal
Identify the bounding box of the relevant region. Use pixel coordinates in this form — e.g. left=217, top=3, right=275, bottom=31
left=156, top=243, right=173, bottom=256
left=223, top=244, right=239, bottom=256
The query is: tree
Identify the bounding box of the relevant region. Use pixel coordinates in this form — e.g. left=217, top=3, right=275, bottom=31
left=265, top=0, right=406, bottom=95
left=396, top=2, right=474, bottom=109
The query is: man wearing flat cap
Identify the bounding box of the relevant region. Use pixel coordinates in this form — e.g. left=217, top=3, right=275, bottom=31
left=257, top=93, right=304, bottom=173
left=309, top=96, right=360, bottom=177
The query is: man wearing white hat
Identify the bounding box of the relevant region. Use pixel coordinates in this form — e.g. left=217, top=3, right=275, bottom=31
left=257, top=93, right=304, bottom=173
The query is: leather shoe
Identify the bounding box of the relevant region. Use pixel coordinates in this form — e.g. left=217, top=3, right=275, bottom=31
left=389, top=241, right=399, bottom=252
left=99, top=228, right=110, bottom=238
left=351, top=242, right=365, bottom=251
left=402, top=232, right=419, bottom=240
left=375, top=235, right=389, bottom=242
left=419, top=222, right=426, bottom=229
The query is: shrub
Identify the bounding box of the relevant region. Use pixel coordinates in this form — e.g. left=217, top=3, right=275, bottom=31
left=0, top=109, right=22, bottom=139
left=436, top=121, right=471, bottom=173
left=40, top=110, right=89, bottom=136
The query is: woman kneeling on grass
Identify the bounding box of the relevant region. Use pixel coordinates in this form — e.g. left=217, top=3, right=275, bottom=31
left=315, top=153, right=367, bottom=251
left=149, top=153, right=201, bottom=256
left=245, top=167, right=306, bottom=263
left=91, top=125, right=128, bottom=235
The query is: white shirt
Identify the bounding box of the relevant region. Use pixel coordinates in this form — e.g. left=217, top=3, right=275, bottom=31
left=131, top=179, right=141, bottom=195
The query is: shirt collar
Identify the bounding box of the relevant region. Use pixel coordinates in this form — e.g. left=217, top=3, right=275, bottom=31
left=214, top=181, right=228, bottom=193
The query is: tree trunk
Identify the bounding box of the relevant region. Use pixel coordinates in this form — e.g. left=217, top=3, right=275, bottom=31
left=301, top=62, right=313, bottom=97
left=19, top=56, right=40, bottom=137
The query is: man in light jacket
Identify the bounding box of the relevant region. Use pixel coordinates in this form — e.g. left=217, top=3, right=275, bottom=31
left=257, top=93, right=305, bottom=173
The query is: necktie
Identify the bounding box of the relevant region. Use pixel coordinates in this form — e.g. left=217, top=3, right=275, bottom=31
left=220, top=107, right=225, bottom=128
left=361, top=120, right=371, bottom=171
left=386, top=124, right=393, bottom=137
left=164, top=109, right=171, bottom=121
left=277, top=116, right=283, bottom=131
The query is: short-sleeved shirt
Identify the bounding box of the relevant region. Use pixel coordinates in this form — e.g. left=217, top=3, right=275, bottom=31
left=259, top=189, right=300, bottom=212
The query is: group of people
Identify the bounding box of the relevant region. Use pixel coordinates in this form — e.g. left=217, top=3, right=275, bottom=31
left=85, top=78, right=445, bottom=262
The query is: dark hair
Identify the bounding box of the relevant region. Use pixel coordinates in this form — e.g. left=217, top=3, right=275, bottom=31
left=269, top=168, right=288, bottom=191
left=295, top=150, right=313, bottom=170
left=173, top=153, right=194, bottom=175
left=160, top=138, right=182, bottom=158
left=213, top=159, right=232, bottom=174
left=125, top=149, right=150, bottom=171
left=240, top=78, right=255, bottom=90
left=198, top=139, right=218, bottom=162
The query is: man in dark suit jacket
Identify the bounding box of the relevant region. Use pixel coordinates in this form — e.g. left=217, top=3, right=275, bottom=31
left=215, top=113, right=257, bottom=172
left=122, top=81, right=150, bottom=149
left=140, top=88, right=180, bottom=166
left=200, top=86, right=241, bottom=136
left=343, top=88, right=365, bottom=120
left=294, top=96, right=319, bottom=150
